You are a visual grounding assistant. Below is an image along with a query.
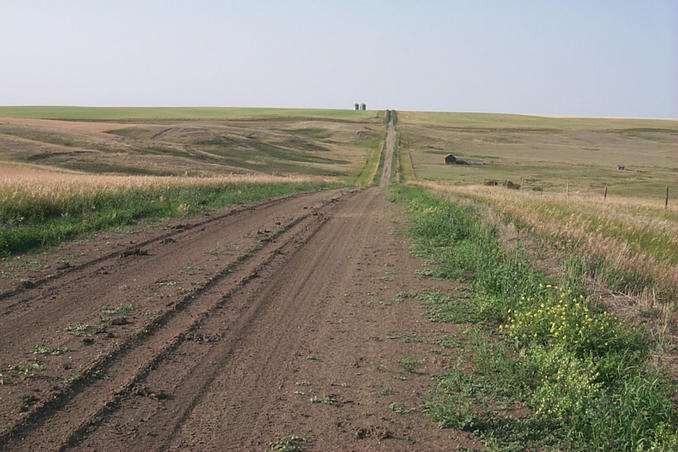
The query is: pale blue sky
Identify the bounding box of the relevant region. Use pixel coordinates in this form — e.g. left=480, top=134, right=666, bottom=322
left=1, top=1, right=677, bottom=117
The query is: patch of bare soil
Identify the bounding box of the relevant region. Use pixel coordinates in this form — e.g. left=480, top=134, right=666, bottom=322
left=0, top=123, right=477, bottom=450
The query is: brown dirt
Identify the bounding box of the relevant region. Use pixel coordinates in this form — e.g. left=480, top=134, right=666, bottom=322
left=0, top=122, right=477, bottom=450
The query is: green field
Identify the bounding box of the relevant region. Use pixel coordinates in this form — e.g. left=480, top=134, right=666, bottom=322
left=0, top=106, right=378, bottom=121
left=399, top=111, right=678, bottom=198
left=398, top=111, right=678, bottom=130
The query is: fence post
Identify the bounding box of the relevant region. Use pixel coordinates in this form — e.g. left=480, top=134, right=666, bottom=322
left=666, top=185, right=669, bottom=209
left=566, top=182, right=569, bottom=200
left=604, top=185, right=608, bottom=200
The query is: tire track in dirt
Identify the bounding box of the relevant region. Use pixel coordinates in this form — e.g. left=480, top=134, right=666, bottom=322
left=0, top=191, right=327, bottom=303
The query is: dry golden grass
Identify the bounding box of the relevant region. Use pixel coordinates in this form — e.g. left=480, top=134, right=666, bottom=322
left=414, top=181, right=678, bottom=301
left=0, top=161, right=322, bottom=201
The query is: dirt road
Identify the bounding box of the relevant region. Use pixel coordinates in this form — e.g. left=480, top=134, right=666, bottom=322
left=378, top=120, right=396, bottom=187
left=0, top=118, right=476, bottom=450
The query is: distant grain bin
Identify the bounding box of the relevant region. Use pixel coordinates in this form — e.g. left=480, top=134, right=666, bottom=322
left=444, top=154, right=457, bottom=164
left=354, top=103, right=360, bottom=111
left=361, top=103, right=366, bottom=110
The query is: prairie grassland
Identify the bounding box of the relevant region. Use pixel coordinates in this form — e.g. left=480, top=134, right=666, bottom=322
left=415, top=181, right=678, bottom=301
left=0, top=162, right=334, bottom=256
left=0, top=113, right=384, bottom=182
left=0, top=106, right=378, bottom=120
left=398, top=110, right=678, bottom=129
left=398, top=111, right=677, bottom=199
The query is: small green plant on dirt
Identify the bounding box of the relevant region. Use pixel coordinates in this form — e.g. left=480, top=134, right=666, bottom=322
left=386, top=333, right=422, bottom=343
left=268, top=434, right=310, bottom=452
left=379, top=386, right=392, bottom=396
left=16, top=361, right=43, bottom=377
left=100, top=303, right=135, bottom=322
left=144, top=309, right=161, bottom=321
left=65, top=322, right=100, bottom=336
left=397, top=355, right=423, bottom=373
left=32, top=344, right=69, bottom=355
left=0, top=373, right=11, bottom=385
left=158, top=280, right=178, bottom=287
left=182, top=265, right=204, bottom=275
left=208, top=242, right=234, bottom=255
left=389, top=402, right=414, bottom=414
left=309, top=395, right=337, bottom=405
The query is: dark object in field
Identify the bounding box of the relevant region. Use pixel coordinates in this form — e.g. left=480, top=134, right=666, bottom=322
left=503, top=180, right=521, bottom=190
left=444, top=153, right=478, bottom=165
left=354, top=103, right=359, bottom=111
left=361, top=103, right=366, bottom=111
left=485, top=179, right=521, bottom=190
left=617, top=164, right=625, bottom=170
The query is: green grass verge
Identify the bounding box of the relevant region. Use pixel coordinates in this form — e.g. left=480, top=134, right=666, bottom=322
left=0, top=181, right=335, bottom=256
left=390, top=184, right=678, bottom=451
left=350, top=132, right=386, bottom=187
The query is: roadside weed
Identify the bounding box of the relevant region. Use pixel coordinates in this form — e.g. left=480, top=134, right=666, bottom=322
left=268, top=434, right=309, bottom=452
left=32, top=344, right=69, bottom=355
left=396, top=355, right=423, bottom=373
left=100, top=303, right=135, bottom=322
left=65, top=322, right=100, bottom=336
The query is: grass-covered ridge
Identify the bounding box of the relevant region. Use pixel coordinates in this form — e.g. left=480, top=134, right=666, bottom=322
left=0, top=106, right=379, bottom=120
left=398, top=111, right=678, bottom=130
left=390, top=184, right=678, bottom=450
left=0, top=112, right=385, bottom=182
